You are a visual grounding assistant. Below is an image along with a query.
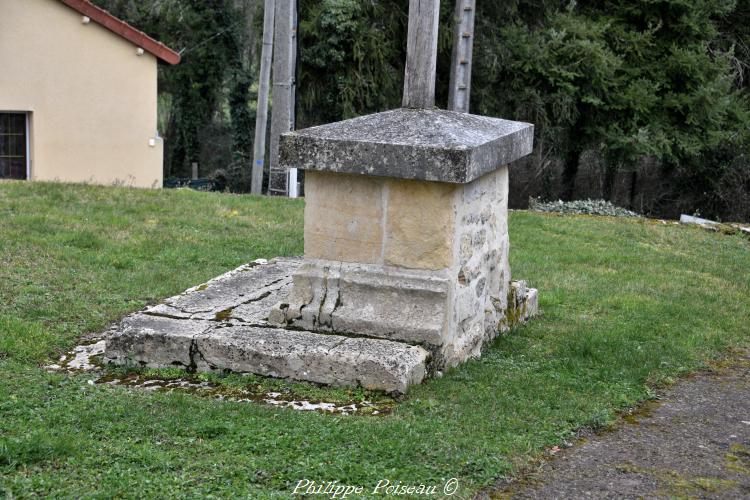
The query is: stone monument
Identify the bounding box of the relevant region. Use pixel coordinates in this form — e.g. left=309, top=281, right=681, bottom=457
left=267, top=0, right=535, bottom=370
left=104, top=0, right=537, bottom=394
left=267, top=108, right=534, bottom=371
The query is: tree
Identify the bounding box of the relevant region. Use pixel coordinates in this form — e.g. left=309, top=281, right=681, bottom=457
left=93, top=0, right=250, bottom=178
left=473, top=0, right=747, bottom=200
left=296, top=0, right=408, bottom=126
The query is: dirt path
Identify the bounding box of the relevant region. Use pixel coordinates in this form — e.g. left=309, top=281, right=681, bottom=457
left=498, top=356, right=750, bottom=499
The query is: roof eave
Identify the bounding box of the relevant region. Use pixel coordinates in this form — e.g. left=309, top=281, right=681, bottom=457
left=57, top=0, right=181, bottom=65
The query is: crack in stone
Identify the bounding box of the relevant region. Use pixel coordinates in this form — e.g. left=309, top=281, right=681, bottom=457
left=187, top=325, right=215, bottom=373
left=280, top=322, right=429, bottom=348
left=187, top=337, right=200, bottom=373
left=314, top=267, right=330, bottom=330
left=262, top=276, right=289, bottom=288
left=329, top=285, right=343, bottom=331
left=212, top=290, right=273, bottom=322
left=328, top=337, right=349, bottom=355
left=172, top=306, right=215, bottom=315
left=324, top=262, right=344, bottom=331
left=143, top=311, right=191, bottom=321
left=162, top=273, right=291, bottom=317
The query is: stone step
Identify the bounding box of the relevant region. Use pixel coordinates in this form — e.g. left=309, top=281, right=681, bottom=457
left=269, top=260, right=450, bottom=346
left=144, top=257, right=301, bottom=323
left=102, top=258, right=536, bottom=394
left=105, top=313, right=429, bottom=394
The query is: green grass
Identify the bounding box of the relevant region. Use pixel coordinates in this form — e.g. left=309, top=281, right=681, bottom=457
left=1, top=181, right=749, bottom=498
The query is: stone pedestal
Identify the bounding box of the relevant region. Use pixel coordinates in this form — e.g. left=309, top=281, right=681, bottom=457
left=269, top=108, right=536, bottom=370
left=104, top=108, right=538, bottom=394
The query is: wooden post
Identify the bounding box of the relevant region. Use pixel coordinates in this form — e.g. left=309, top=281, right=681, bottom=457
left=268, top=0, right=297, bottom=196
left=448, top=0, right=475, bottom=113
left=251, top=0, right=275, bottom=195
left=402, top=0, right=441, bottom=109
left=191, top=162, right=199, bottom=180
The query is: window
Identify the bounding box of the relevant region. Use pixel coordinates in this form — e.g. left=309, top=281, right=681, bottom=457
left=0, top=113, right=28, bottom=180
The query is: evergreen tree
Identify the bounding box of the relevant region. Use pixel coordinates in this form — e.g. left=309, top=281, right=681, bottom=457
left=296, top=0, right=408, bottom=126
left=474, top=0, right=747, bottom=200
left=93, top=0, right=247, bottom=178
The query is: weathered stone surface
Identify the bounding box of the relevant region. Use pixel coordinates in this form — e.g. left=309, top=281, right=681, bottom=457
left=524, top=288, right=539, bottom=320
left=274, top=167, right=541, bottom=370
left=270, top=260, right=449, bottom=346
left=679, top=214, right=719, bottom=227
left=105, top=315, right=428, bottom=393
left=146, top=257, right=300, bottom=322
left=304, top=172, right=384, bottom=264
left=280, top=108, right=534, bottom=184
left=196, top=327, right=429, bottom=394
left=501, top=280, right=539, bottom=331
left=441, top=167, right=512, bottom=366
left=384, top=179, right=455, bottom=270
left=105, top=313, right=213, bottom=369
left=105, top=257, right=537, bottom=392
left=228, top=289, right=289, bottom=325
left=104, top=259, right=431, bottom=393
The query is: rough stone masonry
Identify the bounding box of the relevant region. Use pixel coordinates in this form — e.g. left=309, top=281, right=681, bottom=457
left=104, top=0, right=538, bottom=393
left=268, top=108, right=537, bottom=370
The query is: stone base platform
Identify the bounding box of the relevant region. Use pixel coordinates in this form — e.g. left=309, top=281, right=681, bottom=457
left=104, top=258, right=537, bottom=393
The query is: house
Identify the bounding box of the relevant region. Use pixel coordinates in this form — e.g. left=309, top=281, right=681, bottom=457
left=0, top=0, right=180, bottom=188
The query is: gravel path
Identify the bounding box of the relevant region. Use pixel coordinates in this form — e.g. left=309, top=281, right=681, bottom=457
left=499, top=356, right=750, bottom=499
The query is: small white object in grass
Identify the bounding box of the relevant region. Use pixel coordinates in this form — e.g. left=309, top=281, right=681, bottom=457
left=679, top=214, right=718, bottom=226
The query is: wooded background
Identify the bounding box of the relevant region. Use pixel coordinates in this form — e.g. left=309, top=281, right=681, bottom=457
left=92, top=0, right=750, bottom=221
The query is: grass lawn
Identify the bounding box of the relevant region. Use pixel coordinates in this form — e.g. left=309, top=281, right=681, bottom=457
left=1, top=181, right=749, bottom=498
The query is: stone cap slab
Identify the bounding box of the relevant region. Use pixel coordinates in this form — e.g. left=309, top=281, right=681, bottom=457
left=280, top=108, right=534, bottom=184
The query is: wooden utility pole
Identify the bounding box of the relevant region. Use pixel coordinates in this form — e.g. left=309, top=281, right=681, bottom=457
left=251, top=0, right=275, bottom=195
left=448, top=0, right=475, bottom=113
left=403, top=0, right=441, bottom=109
left=267, top=0, right=297, bottom=196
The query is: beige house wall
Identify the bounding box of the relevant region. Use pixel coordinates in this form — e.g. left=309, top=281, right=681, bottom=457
left=0, top=0, right=163, bottom=188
